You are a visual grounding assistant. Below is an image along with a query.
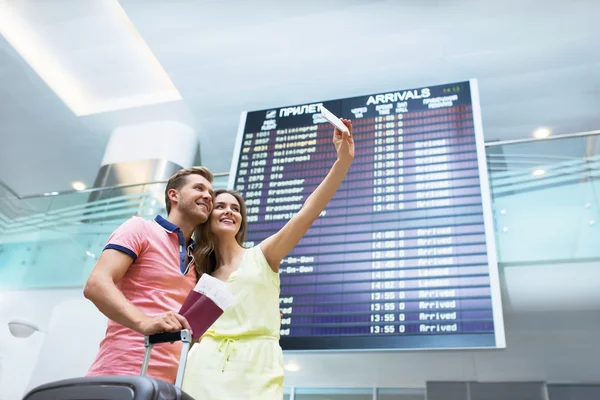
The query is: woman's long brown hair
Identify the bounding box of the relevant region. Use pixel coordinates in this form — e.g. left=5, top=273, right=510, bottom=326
left=192, top=189, right=248, bottom=280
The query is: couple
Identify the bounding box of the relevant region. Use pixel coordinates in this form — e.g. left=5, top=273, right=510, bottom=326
left=84, top=119, right=354, bottom=399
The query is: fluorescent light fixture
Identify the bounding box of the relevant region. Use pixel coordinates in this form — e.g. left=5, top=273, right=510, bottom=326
left=532, top=127, right=551, bottom=139
left=532, top=169, right=546, bottom=176
left=284, top=362, right=300, bottom=372
left=72, top=181, right=87, bottom=191
left=0, top=1, right=181, bottom=116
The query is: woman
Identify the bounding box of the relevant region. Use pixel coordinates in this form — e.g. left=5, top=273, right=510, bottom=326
left=181, top=119, right=354, bottom=399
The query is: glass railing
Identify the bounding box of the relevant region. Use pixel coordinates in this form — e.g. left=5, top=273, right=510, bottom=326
left=0, top=174, right=230, bottom=289
left=1, top=132, right=599, bottom=289
left=487, top=132, right=600, bottom=264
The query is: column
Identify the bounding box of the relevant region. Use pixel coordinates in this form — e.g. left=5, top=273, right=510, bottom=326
left=90, top=120, right=198, bottom=202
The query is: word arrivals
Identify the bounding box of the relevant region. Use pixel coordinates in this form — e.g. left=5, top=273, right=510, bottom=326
left=366, top=88, right=432, bottom=105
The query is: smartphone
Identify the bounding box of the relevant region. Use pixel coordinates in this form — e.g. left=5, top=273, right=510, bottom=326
left=319, top=105, right=349, bottom=133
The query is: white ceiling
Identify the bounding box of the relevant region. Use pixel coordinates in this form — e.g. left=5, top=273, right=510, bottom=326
left=0, top=0, right=598, bottom=196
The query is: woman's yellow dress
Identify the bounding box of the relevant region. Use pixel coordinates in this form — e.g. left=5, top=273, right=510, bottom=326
left=181, top=245, right=284, bottom=399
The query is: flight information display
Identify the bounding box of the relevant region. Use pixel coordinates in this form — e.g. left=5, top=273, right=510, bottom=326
left=228, top=79, right=505, bottom=351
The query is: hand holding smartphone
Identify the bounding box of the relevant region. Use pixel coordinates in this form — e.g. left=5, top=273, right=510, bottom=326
left=319, top=105, right=349, bottom=133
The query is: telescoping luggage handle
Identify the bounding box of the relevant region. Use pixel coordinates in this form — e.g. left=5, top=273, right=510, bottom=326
left=141, top=329, right=192, bottom=388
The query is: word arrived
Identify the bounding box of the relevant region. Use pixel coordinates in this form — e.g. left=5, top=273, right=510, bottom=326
left=419, top=324, right=458, bottom=333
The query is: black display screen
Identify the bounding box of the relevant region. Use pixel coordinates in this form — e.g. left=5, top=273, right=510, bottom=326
left=228, top=79, right=505, bottom=351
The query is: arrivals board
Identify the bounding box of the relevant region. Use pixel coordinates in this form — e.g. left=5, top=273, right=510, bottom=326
left=228, top=79, right=505, bottom=351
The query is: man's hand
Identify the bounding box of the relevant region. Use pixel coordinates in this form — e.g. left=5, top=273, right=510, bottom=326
left=136, top=311, right=192, bottom=336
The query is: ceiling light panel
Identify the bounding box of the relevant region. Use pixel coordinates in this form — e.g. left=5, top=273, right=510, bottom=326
left=0, top=0, right=181, bottom=116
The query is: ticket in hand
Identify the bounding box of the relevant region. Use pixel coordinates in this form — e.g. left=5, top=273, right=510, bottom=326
left=179, top=273, right=236, bottom=342
left=319, top=105, right=349, bottom=133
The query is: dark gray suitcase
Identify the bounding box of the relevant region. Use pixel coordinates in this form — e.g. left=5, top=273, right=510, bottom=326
left=22, top=330, right=194, bottom=400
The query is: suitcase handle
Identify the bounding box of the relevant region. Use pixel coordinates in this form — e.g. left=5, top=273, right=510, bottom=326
left=141, top=329, right=192, bottom=388
left=148, top=330, right=188, bottom=344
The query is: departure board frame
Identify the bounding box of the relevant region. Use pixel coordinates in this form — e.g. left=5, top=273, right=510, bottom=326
left=228, top=79, right=506, bottom=352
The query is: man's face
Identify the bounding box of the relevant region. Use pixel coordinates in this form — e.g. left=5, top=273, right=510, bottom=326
left=174, top=174, right=213, bottom=224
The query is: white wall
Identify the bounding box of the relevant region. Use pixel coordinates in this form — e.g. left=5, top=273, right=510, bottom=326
left=2, top=262, right=600, bottom=399
left=25, top=296, right=108, bottom=392
left=0, top=288, right=106, bottom=400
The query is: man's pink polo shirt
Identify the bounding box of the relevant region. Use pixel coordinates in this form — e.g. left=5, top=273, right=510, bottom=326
left=86, top=215, right=197, bottom=384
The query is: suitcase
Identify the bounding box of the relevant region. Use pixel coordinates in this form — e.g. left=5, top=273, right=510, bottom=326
left=22, top=330, right=194, bottom=400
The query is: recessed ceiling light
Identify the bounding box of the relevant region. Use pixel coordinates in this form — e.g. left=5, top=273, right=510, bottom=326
left=532, top=169, right=546, bottom=176
left=532, top=127, right=551, bottom=139
left=284, top=362, right=300, bottom=372
left=72, top=181, right=87, bottom=191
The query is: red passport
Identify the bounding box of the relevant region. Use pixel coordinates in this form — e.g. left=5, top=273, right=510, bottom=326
left=179, top=273, right=235, bottom=342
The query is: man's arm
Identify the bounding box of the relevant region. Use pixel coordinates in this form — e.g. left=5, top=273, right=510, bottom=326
left=83, top=249, right=191, bottom=335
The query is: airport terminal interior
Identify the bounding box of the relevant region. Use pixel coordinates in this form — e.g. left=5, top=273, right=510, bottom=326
left=0, top=0, right=599, bottom=399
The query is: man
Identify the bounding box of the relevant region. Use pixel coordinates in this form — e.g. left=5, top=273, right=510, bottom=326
left=84, top=166, right=214, bottom=384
